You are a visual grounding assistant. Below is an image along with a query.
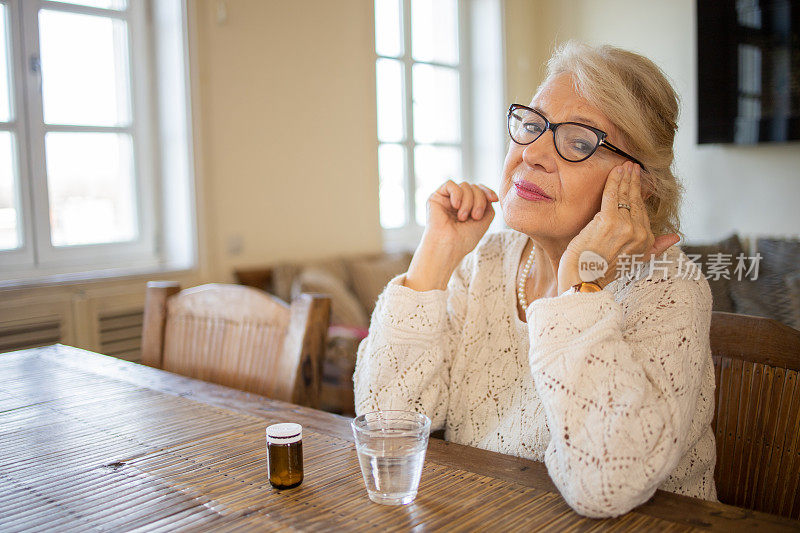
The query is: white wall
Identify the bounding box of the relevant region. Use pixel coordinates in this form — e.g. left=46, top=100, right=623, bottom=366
left=504, top=0, right=800, bottom=243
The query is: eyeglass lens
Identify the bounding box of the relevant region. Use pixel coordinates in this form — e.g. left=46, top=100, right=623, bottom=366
left=508, top=108, right=600, bottom=162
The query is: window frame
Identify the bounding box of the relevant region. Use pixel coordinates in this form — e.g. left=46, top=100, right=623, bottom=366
left=376, top=0, right=473, bottom=247
left=0, top=0, right=161, bottom=279
left=0, top=0, right=34, bottom=269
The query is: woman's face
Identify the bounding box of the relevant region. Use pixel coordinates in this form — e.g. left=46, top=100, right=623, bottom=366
left=500, top=73, right=633, bottom=243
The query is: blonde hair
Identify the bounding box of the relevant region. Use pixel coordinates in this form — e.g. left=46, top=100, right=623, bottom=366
left=543, top=41, right=683, bottom=239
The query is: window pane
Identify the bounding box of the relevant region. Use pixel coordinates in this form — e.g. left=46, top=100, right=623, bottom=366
left=376, top=58, right=405, bottom=142
left=46, top=0, right=128, bottom=10
left=0, top=132, right=20, bottom=250
left=411, top=0, right=458, bottom=65
left=414, top=145, right=461, bottom=225
left=45, top=132, right=137, bottom=246
left=374, top=0, right=402, bottom=57
left=39, top=9, right=131, bottom=126
left=0, top=4, right=11, bottom=122
left=412, top=64, right=460, bottom=143
left=378, top=143, right=406, bottom=229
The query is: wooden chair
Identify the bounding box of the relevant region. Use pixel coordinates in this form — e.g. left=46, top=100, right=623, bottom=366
left=141, top=282, right=330, bottom=408
left=710, top=311, right=800, bottom=519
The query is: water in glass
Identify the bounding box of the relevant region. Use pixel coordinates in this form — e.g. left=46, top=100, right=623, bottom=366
left=352, top=411, right=431, bottom=505
left=356, top=436, right=427, bottom=505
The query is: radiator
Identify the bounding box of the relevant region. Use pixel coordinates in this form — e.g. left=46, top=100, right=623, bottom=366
left=98, top=308, right=144, bottom=362
left=0, top=318, right=63, bottom=353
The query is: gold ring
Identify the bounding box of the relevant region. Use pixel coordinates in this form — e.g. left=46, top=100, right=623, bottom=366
left=617, top=203, right=631, bottom=211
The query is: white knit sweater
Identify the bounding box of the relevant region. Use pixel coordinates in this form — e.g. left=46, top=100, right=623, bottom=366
left=353, top=229, right=717, bottom=518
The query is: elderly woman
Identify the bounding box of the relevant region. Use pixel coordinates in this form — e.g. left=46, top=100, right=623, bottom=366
left=353, top=42, right=716, bottom=518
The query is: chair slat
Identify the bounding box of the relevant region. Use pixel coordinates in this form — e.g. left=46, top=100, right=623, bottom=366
left=741, top=362, right=767, bottom=506
left=711, top=355, right=722, bottom=431
left=718, top=357, right=743, bottom=502
left=776, top=371, right=800, bottom=517
left=712, top=355, right=728, bottom=494
left=745, top=363, right=774, bottom=510
left=731, top=361, right=754, bottom=505
left=755, top=367, right=788, bottom=513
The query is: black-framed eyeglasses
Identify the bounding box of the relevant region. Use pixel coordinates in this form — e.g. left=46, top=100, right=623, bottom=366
left=507, top=104, right=646, bottom=171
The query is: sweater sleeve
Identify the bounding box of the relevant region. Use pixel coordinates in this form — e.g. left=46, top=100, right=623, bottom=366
left=525, top=273, right=712, bottom=518
left=352, top=255, right=471, bottom=431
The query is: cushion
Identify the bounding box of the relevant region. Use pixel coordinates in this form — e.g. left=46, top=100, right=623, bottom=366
left=731, top=274, right=794, bottom=325
left=680, top=234, right=744, bottom=313
left=271, top=264, right=300, bottom=302
left=272, top=257, right=349, bottom=303
left=754, top=238, right=800, bottom=274
left=730, top=237, right=800, bottom=327
left=305, top=258, right=350, bottom=287
left=347, top=252, right=413, bottom=314
left=291, top=267, right=369, bottom=328
left=785, top=270, right=800, bottom=330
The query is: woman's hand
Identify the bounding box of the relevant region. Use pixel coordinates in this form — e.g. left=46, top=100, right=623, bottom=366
left=557, top=162, right=680, bottom=294
left=405, top=180, right=499, bottom=291
left=425, top=180, right=499, bottom=256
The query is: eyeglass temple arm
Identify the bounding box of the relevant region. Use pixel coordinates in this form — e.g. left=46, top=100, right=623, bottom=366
left=600, top=140, right=647, bottom=172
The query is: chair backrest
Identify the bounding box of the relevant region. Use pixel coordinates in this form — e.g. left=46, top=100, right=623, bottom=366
left=141, top=282, right=330, bottom=408
left=710, top=311, right=800, bottom=519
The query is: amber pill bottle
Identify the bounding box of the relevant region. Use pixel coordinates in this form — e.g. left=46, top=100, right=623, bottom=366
left=266, top=423, right=303, bottom=489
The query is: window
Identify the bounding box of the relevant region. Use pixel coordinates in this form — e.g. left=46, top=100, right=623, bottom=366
left=0, top=0, right=189, bottom=281
left=374, top=0, right=468, bottom=239
left=374, top=0, right=506, bottom=247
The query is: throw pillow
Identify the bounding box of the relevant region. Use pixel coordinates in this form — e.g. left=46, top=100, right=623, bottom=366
left=347, top=252, right=413, bottom=315
left=291, top=267, right=369, bottom=329
left=785, top=270, right=800, bottom=331
left=305, top=258, right=350, bottom=288
left=680, top=233, right=744, bottom=313
left=271, top=264, right=301, bottom=302
left=730, top=237, right=800, bottom=327
left=756, top=238, right=800, bottom=273
left=271, top=257, right=349, bottom=303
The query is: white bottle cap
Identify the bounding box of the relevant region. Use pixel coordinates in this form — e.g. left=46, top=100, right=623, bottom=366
left=266, top=423, right=302, bottom=444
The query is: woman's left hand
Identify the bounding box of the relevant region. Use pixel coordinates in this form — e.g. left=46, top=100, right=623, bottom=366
left=556, top=161, right=680, bottom=295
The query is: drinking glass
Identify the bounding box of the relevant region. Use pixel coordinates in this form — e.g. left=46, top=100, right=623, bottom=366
left=351, top=410, right=431, bottom=505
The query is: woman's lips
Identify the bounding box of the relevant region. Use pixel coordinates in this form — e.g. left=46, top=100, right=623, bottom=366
left=513, top=180, right=553, bottom=201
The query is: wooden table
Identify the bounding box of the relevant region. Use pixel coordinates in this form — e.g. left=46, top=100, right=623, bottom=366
left=1, top=345, right=798, bottom=532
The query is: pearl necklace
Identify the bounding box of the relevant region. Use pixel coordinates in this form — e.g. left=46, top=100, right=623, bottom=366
left=517, top=240, right=536, bottom=310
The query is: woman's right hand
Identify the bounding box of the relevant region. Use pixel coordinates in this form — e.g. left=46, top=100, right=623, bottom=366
left=404, top=180, right=499, bottom=292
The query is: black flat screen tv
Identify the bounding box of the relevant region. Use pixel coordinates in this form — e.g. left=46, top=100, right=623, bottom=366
left=697, top=0, right=800, bottom=144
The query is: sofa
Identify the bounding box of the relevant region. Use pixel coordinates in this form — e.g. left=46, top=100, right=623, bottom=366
left=681, top=234, right=800, bottom=330
left=235, top=250, right=414, bottom=416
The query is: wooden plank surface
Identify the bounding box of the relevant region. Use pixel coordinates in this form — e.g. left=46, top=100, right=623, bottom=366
left=0, top=345, right=798, bottom=532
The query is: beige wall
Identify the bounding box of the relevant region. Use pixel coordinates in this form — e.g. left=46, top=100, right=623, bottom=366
left=503, top=0, right=800, bottom=243
left=503, top=0, right=541, bottom=105
left=192, top=0, right=382, bottom=281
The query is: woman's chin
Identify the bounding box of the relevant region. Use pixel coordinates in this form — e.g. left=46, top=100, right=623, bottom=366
left=502, top=197, right=547, bottom=227
left=501, top=198, right=572, bottom=239
left=502, top=209, right=540, bottom=235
